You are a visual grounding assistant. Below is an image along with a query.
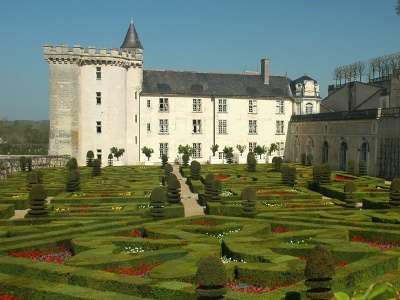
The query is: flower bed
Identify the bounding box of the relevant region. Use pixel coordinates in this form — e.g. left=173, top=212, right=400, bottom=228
left=100, top=260, right=164, bottom=278
left=6, top=245, right=72, bottom=264
left=352, top=236, right=400, bottom=251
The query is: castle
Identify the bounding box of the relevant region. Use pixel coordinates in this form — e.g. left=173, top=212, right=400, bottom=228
left=44, top=21, right=321, bottom=166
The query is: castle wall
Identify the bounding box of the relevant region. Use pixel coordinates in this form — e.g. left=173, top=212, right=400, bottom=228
left=48, top=62, right=80, bottom=158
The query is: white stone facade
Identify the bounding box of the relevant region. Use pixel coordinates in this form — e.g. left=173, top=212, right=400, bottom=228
left=44, top=23, right=321, bottom=166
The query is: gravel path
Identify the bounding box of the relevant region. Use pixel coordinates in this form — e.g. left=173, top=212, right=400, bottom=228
left=172, top=165, right=205, bottom=217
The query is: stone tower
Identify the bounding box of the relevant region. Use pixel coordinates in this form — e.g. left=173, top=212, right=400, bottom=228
left=44, top=21, right=143, bottom=166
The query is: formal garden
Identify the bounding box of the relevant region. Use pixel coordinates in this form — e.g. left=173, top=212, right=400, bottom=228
left=0, top=154, right=399, bottom=299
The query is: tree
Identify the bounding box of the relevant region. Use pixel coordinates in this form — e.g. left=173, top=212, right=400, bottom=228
left=355, top=61, right=366, bottom=81
left=177, top=144, right=194, bottom=156
left=210, top=144, right=219, bottom=156
left=397, top=0, right=400, bottom=15
left=268, top=143, right=278, bottom=156
left=223, top=146, right=233, bottom=163
left=110, top=147, right=125, bottom=161
left=141, top=146, right=154, bottom=161
left=254, top=145, right=267, bottom=159
left=236, top=144, right=246, bottom=156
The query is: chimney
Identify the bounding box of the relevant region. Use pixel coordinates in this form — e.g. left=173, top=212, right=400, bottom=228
left=261, top=58, right=270, bottom=85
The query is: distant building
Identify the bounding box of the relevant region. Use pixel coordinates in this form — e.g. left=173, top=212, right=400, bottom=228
left=44, top=21, right=320, bottom=166
left=290, top=69, right=400, bottom=179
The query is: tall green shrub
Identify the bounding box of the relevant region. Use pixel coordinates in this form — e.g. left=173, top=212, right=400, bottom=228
left=195, top=254, right=228, bottom=299
left=92, top=159, right=101, bottom=176
left=167, top=178, right=181, bottom=204
left=304, top=245, right=335, bottom=300
left=344, top=181, right=357, bottom=208
left=358, top=160, right=367, bottom=176
left=348, top=159, right=356, bottom=174
left=86, top=150, right=94, bottom=167
left=210, top=178, right=222, bottom=202
left=247, top=152, right=256, bottom=172
left=26, top=184, right=48, bottom=218
left=149, top=187, right=166, bottom=220
left=241, top=186, right=257, bottom=218
left=301, top=153, right=307, bottom=165
left=389, top=178, right=400, bottom=208
left=190, top=160, right=201, bottom=180
left=19, top=156, right=27, bottom=172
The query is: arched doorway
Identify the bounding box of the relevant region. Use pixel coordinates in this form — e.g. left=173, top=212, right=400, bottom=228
left=294, top=137, right=300, bottom=162
left=322, top=141, right=329, bottom=164
left=339, top=140, right=347, bottom=171
left=307, top=138, right=314, bottom=155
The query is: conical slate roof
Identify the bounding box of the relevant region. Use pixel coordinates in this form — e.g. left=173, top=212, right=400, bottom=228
left=121, top=21, right=143, bottom=51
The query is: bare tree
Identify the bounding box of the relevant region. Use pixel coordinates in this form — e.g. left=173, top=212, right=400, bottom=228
left=343, top=65, right=351, bottom=83
left=355, top=61, right=366, bottom=81
left=368, top=57, right=379, bottom=80
left=388, top=52, right=400, bottom=74
left=382, top=55, right=391, bottom=77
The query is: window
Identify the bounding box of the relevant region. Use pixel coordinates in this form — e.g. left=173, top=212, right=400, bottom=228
left=276, top=142, right=284, bottom=156
left=135, top=92, right=137, bottom=100
left=96, top=67, right=101, bottom=80
left=218, top=120, right=227, bottom=134
left=96, top=92, right=101, bottom=104
left=276, top=120, right=284, bottom=134
left=305, top=103, right=313, bottom=114
left=159, top=98, right=169, bottom=112
left=146, top=123, right=151, bottom=132
left=193, top=119, right=202, bottom=134
left=249, top=100, right=257, bottom=113
left=296, top=103, right=301, bottom=115
left=159, top=143, right=168, bottom=158
left=249, top=142, right=257, bottom=152
left=159, top=119, right=168, bottom=134
left=193, top=99, right=202, bottom=112
left=276, top=100, right=284, bottom=114
left=147, top=99, right=151, bottom=107
left=218, top=152, right=226, bottom=160
left=218, top=99, right=227, bottom=112
left=96, top=121, right=102, bottom=133
left=193, top=143, right=202, bottom=158
left=96, top=149, right=102, bottom=160
left=135, top=115, right=137, bottom=123
left=249, top=120, right=257, bottom=134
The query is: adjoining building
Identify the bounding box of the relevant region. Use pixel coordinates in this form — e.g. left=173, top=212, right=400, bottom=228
left=44, top=21, right=320, bottom=166
left=289, top=69, right=400, bottom=180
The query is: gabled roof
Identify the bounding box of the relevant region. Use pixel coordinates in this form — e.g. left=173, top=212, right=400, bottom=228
left=121, top=21, right=143, bottom=51
left=142, top=70, right=291, bottom=98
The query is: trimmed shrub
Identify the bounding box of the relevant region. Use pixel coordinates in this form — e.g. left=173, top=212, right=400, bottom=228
left=320, top=163, right=332, bottom=185
left=226, top=152, right=234, bottom=164
left=304, top=245, right=335, bottom=300
left=348, top=159, right=356, bottom=174
left=92, top=159, right=101, bottom=176
left=301, top=153, right=306, bottom=165
left=313, top=165, right=321, bottom=184
left=344, top=181, right=358, bottom=208
left=241, top=187, right=257, bottom=218
left=306, top=154, right=313, bottom=166
left=164, top=163, right=173, bottom=175
left=389, top=178, right=400, bottom=208
left=210, top=178, right=222, bottom=202
left=190, top=160, right=201, bottom=180
left=86, top=150, right=94, bottom=167
left=66, top=157, right=78, bottom=170
left=161, top=154, right=168, bottom=169
left=358, top=160, right=367, bottom=176
left=281, top=165, right=289, bottom=184
left=19, top=156, right=27, bottom=172
left=203, top=173, right=215, bottom=203
left=274, top=156, right=283, bottom=171
left=195, top=254, right=228, bottom=299
left=108, top=153, right=113, bottom=166
left=26, top=184, right=48, bottom=218
left=36, top=170, right=44, bottom=184
left=247, top=152, right=256, bottom=172
left=288, top=165, right=297, bottom=186
left=182, top=154, right=189, bottom=167
left=66, top=170, right=80, bottom=192
left=150, top=187, right=166, bottom=220
left=167, top=178, right=181, bottom=204
left=26, top=171, right=38, bottom=191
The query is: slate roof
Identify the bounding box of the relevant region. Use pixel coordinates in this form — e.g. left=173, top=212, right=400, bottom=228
left=142, top=70, right=291, bottom=98
left=121, top=21, right=143, bottom=51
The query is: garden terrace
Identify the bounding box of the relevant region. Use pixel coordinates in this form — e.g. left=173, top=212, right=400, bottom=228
left=0, top=163, right=398, bottom=299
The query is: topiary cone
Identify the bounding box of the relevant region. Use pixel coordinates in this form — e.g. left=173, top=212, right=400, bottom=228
left=195, top=254, right=228, bottom=299
left=304, top=245, right=335, bottom=300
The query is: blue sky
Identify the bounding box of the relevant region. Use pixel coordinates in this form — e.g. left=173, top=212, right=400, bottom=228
left=1, top=0, right=399, bottom=120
